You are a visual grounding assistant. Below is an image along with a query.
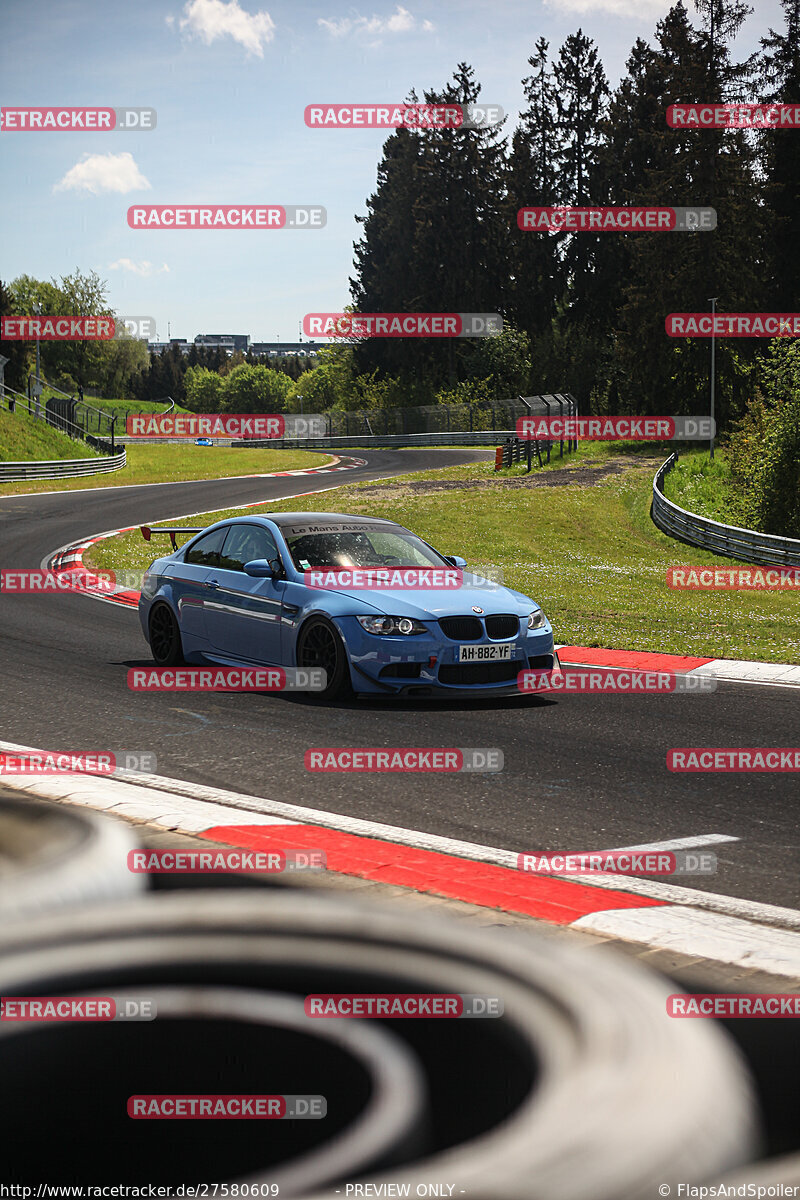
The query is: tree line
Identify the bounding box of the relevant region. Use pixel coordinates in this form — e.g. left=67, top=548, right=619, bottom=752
left=0, top=273, right=313, bottom=406
left=348, top=0, right=799, bottom=434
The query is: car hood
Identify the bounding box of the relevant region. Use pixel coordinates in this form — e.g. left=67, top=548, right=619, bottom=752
left=309, top=573, right=541, bottom=620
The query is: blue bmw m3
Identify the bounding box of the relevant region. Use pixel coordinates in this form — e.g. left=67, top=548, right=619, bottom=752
left=138, top=512, right=558, bottom=699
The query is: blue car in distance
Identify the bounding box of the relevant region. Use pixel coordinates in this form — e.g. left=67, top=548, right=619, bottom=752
left=138, top=512, right=558, bottom=700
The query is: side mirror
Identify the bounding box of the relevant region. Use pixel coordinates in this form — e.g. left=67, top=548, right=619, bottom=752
left=447, top=555, right=467, bottom=570
left=244, top=559, right=274, bottom=578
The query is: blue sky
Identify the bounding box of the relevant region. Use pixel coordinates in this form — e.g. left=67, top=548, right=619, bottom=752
left=0, top=0, right=783, bottom=342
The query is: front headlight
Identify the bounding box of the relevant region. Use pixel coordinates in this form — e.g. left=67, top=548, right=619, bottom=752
left=527, top=608, right=546, bottom=630
left=357, top=615, right=428, bottom=636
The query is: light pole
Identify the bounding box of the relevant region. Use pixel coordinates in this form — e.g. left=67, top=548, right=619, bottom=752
left=708, top=296, right=717, bottom=461
left=33, top=301, right=42, bottom=416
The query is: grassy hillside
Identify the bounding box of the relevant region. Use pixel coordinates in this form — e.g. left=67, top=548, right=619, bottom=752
left=662, top=449, right=744, bottom=526
left=0, top=407, right=98, bottom=463
left=71, top=397, right=194, bottom=418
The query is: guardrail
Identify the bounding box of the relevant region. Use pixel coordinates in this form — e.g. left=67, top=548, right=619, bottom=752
left=652, top=453, right=800, bottom=567
left=0, top=449, right=126, bottom=483
left=229, top=430, right=524, bottom=450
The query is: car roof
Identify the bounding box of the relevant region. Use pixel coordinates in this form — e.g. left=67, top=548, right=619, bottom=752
left=266, top=513, right=401, bottom=528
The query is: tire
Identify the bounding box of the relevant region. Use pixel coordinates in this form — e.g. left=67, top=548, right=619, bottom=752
left=0, top=889, right=758, bottom=1195
left=148, top=601, right=185, bottom=666
left=296, top=616, right=352, bottom=700
left=0, top=794, right=144, bottom=921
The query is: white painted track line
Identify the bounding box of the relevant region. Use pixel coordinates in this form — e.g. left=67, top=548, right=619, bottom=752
left=601, top=834, right=739, bottom=853
left=2, top=738, right=799, bottom=936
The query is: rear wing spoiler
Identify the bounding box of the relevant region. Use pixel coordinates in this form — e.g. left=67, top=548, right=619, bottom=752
left=140, top=525, right=206, bottom=551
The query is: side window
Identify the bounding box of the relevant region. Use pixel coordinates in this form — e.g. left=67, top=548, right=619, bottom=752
left=183, top=527, right=228, bottom=567
left=218, top=524, right=280, bottom=572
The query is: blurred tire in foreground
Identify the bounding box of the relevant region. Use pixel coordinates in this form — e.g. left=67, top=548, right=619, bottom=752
left=0, top=888, right=759, bottom=1197
left=0, top=793, right=143, bottom=919
left=0, top=985, right=426, bottom=1195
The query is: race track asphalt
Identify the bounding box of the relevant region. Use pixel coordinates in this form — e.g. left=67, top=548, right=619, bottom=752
left=1, top=448, right=798, bottom=909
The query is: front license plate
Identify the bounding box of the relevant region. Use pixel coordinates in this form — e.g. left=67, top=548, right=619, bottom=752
left=458, top=644, right=513, bottom=662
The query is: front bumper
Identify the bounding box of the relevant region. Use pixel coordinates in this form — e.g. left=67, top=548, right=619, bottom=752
left=336, top=616, right=557, bottom=697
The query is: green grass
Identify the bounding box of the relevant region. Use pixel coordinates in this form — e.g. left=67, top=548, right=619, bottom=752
left=84, top=446, right=800, bottom=663
left=0, top=407, right=99, bottom=463
left=0, top=443, right=333, bottom=495
left=662, top=448, right=744, bottom=526
left=74, top=397, right=193, bottom=418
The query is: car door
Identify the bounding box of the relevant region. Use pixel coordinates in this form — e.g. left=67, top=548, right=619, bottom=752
left=165, top=526, right=229, bottom=641
left=203, top=524, right=284, bottom=663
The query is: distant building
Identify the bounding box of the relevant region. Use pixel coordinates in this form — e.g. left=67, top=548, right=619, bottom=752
left=194, top=333, right=250, bottom=354
left=146, top=334, right=323, bottom=359
left=147, top=338, right=193, bottom=356
left=249, top=341, right=322, bottom=357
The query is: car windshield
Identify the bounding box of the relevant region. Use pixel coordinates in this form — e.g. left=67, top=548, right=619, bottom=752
left=284, top=526, right=447, bottom=571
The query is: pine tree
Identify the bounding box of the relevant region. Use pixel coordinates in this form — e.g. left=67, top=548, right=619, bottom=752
left=614, top=2, right=765, bottom=423
left=350, top=67, right=509, bottom=393
left=760, top=0, right=800, bottom=309
left=507, top=38, right=563, bottom=343
left=551, top=30, right=610, bottom=401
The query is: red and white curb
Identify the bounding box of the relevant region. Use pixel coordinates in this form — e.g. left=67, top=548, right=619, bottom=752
left=2, top=738, right=799, bottom=977
left=45, top=537, right=800, bottom=688
left=553, top=646, right=800, bottom=689
left=45, top=461, right=367, bottom=610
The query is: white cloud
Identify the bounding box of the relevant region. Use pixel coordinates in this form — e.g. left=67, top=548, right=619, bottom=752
left=544, top=0, right=667, bottom=14
left=318, top=5, right=433, bottom=38
left=178, top=0, right=275, bottom=56
left=54, top=152, right=151, bottom=196
left=109, top=259, right=170, bottom=277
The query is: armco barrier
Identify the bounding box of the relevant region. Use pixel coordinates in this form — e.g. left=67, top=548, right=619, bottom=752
left=652, top=454, right=800, bottom=567
left=117, top=431, right=515, bottom=448
left=0, top=448, right=126, bottom=483
left=237, top=430, right=515, bottom=449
